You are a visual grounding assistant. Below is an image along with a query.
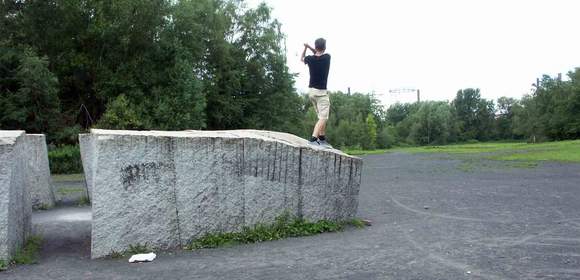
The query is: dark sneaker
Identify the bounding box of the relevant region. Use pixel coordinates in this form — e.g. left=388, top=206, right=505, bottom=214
left=318, top=140, right=333, bottom=149
left=308, top=139, right=323, bottom=149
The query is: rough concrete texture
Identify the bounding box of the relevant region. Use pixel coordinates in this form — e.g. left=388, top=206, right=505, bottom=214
left=78, top=134, right=93, bottom=200
left=24, top=134, right=55, bottom=209
left=0, top=130, right=31, bottom=261
left=82, top=129, right=361, bottom=258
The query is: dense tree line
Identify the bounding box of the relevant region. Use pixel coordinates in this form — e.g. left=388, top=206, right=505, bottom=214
left=1, top=0, right=302, bottom=144
left=377, top=69, right=580, bottom=147
left=1, top=1, right=579, bottom=150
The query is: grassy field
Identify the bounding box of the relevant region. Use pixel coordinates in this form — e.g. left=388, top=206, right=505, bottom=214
left=345, top=140, right=580, bottom=163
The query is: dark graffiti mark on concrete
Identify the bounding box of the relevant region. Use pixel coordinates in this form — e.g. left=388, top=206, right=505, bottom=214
left=120, top=162, right=174, bottom=191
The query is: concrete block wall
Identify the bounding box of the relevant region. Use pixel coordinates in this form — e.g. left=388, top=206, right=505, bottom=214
left=81, top=129, right=362, bottom=259
left=0, top=131, right=31, bottom=261
left=24, top=134, right=55, bottom=209
left=79, top=134, right=94, bottom=201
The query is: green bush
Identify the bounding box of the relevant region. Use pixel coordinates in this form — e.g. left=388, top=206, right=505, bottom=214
left=48, top=145, right=82, bottom=174
left=52, top=125, right=83, bottom=146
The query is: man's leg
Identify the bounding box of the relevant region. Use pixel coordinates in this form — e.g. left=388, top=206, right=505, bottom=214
left=312, top=119, right=326, bottom=138
left=316, top=94, right=329, bottom=138
left=318, top=119, right=327, bottom=136
left=315, top=95, right=332, bottom=148
left=309, top=92, right=320, bottom=141
left=309, top=90, right=330, bottom=145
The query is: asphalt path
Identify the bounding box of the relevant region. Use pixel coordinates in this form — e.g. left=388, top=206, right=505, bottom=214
left=4, top=152, right=580, bottom=280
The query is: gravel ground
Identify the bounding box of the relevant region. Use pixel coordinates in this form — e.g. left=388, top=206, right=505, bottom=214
left=4, top=152, right=580, bottom=280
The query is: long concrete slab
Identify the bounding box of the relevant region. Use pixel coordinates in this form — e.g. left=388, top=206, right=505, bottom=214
left=81, top=129, right=362, bottom=258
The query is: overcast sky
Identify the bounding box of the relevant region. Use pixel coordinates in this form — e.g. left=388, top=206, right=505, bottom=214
left=246, top=0, right=580, bottom=106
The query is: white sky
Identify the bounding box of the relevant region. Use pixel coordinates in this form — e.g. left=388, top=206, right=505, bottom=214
left=246, top=0, right=580, bottom=106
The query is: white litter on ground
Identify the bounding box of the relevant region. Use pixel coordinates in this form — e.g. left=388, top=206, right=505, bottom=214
left=128, top=253, right=156, bottom=263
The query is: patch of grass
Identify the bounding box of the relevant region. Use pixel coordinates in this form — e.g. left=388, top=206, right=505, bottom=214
left=381, top=140, right=580, bottom=165
left=56, top=187, right=86, bottom=195
left=186, top=214, right=366, bottom=250
left=77, top=196, right=90, bottom=206
left=108, top=250, right=124, bottom=259
left=0, top=260, right=7, bottom=271
left=396, top=142, right=530, bottom=154
left=346, top=219, right=367, bottom=229
left=108, top=250, right=125, bottom=259
left=35, top=203, right=51, bottom=211
left=127, top=243, right=151, bottom=255
left=397, top=140, right=580, bottom=161
left=51, top=173, right=85, bottom=182
left=505, top=161, right=538, bottom=169
left=105, top=243, right=151, bottom=259
left=12, top=236, right=43, bottom=265
left=344, top=149, right=392, bottom=156
left=456, top=158, right=538, bottom=172
left=488, top=143, right=580, bottom=162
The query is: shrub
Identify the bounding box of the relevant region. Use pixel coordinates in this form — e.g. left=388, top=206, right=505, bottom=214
left=51, top=125, right=83, bottom=146
left=48, top=145, right=82, bottom=174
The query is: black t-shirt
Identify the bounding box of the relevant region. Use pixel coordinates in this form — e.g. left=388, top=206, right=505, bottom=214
left=304, top=54, right=331, bottom=90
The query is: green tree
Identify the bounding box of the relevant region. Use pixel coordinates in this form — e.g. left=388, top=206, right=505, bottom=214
left=495, top=96, right=518, bottom=139
left=96, top=95, right=143, bottom=130
left=377, top=125, right=397, bottom=148
left=452, top=88, right=496, bottom=141
left=0, top=46, right=61, bottom=138
left=407, top=101, right=454, bottom=145
left=386, top=102, right=420, bottom=144
left=512, top=94, right=541, bottom=141
left=366, top=113, right=378, bottom=149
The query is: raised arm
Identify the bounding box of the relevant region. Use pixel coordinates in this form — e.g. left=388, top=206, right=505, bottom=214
left=301, top=43, right=316, bottom=63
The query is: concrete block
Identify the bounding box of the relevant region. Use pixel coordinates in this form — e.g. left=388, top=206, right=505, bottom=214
left=24, top=134, right=55, bottom=209
left=79, top=134, right=94, bottom=200
left=300, top=149, right=362, bottom=221
left=83, top=129, right=362, bottom=258
left=174, top=136, right=245, bottom=244
left=90, top=134, right=180, bottom=258
left=0, top=131, right=31, bottom=261
left=241, top=137, right=302, bottom=227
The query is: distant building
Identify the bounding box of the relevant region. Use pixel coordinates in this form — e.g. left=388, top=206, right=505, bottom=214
left=374, top=88, right=420, bottom=108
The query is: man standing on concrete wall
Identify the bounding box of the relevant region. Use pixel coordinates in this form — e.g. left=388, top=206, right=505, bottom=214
left=301, top=38, right=332, bottom=148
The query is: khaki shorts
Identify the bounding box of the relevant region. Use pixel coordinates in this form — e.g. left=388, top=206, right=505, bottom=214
left=308, top=88, right=330, bottom=120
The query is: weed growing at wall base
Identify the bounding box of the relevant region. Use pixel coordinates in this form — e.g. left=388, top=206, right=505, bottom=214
left=0, top=260, right=7, bottom=271
left=13, top=236, right=43, bottom=265
left=1, top=235, right=44, bottom=271
left=187, top=214, right=366, bottom=250
left=77, top=196, right=90, bottom=207
left=106, top=243, right=152, bottom=259
left=127, top=243, right=151, bottom=255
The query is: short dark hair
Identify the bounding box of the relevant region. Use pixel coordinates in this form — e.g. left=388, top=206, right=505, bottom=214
left=315, top=38, right=326, bottom=51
